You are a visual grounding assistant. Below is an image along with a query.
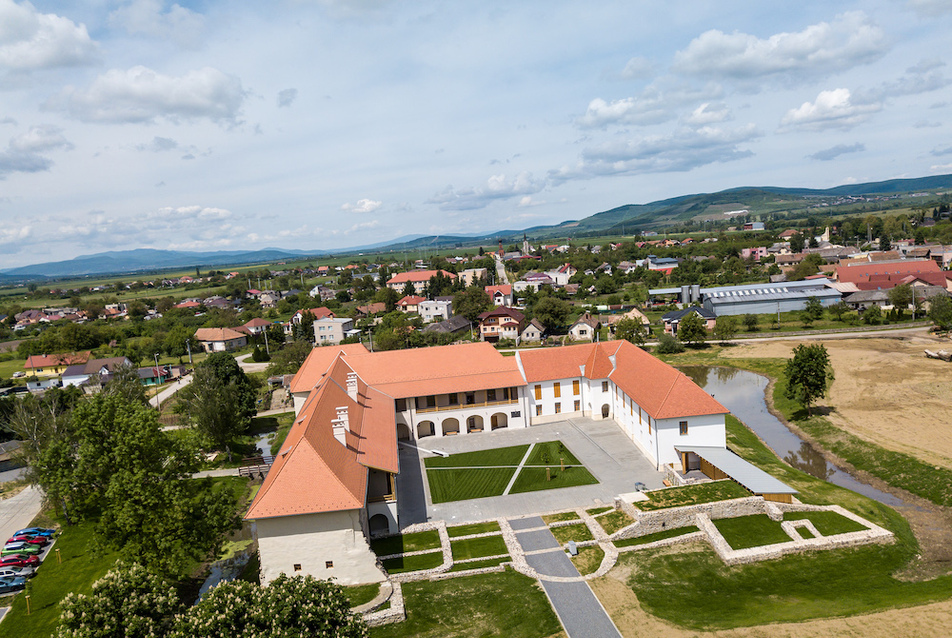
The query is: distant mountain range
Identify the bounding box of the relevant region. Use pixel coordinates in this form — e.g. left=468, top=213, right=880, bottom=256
left=4, top=174, right=950, bottom=282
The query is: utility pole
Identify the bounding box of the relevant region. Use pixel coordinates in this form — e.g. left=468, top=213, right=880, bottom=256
left=263, top=327, right=270, bottom=356
left=153, top=353, right=161, bottom=411
left=185, top=338, right=193, bottom=366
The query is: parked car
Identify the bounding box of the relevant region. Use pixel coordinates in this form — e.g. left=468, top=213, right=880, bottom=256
left=14, top=528, right=55, bottom=537
left=12, top=371, right=25, bottom=378
left=0, top=554, right=40, bottom=568
left=0, top=576, right=27, bottom=594
left=7, top=535, right=48, bottom=546
left=1, top=543, right=42, bottom=556
left=0, top=566, right=33, bottom=579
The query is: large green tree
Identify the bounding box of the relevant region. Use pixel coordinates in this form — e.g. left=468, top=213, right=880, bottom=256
left=713, top=316, right=738, bottom=342
left=888, top=284, right=913, bottom=318
left=784, top=343, right=835, bottom=416
left=614, top=318, right=648, bottom=345
left=676, top=311, right=707, bottom=346
left=453, top=287, right=493, bottom=322
left=175, top=353, right=257, bottom=458
left=929, top=294, right=952, bottom=330
left=266, top=340, right=313, bottom=376
left=101, top=362, right=148, bottom=405
left=533, top=296, right=572, bottom=333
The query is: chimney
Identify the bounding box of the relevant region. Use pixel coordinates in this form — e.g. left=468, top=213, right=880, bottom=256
left=346, top=372, right=358, bottom=400
left=332, top=406, right=349, bottom=446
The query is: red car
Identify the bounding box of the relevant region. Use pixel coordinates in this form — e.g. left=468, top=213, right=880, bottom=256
left=7, top=535, right=48, bottom=546
left=0, top=554, right=40, bottom=568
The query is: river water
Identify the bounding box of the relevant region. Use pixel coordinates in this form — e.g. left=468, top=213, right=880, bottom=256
left=680, top=365, right=908, bottom=508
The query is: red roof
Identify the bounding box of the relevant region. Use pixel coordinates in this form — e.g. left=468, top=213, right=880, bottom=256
left=288, top=343, right=370, bottom=394
left=244, top=317, right=272, bottom=328
left=25, top=351, right=91, bottom=370
left=398, top=295, right=426, bottom=306
left=836, top=259, right=951, bottom=290
left=387, top=270, right=457, bottom=285
left=296, top=307, right=335, bottom=320
left=485, top=285, right=512, bottom=296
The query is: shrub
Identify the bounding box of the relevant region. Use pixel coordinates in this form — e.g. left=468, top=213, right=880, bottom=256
left=657, top=333, right=685, bottom=354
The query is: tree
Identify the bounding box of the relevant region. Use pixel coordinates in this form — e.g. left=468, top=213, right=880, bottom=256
left=614, top=318, right=647, bottom=345
left=863, top=304, right=883, bottom=325
left=929, top=294, right=952, bottom=330
left=175, top=353, right=257, bottom=458
left=265, top=340, right=313, bottom=376
left=743, top=313, right=759, bottom=332
left=656, top=332, right=684, bottom=354
left=888, top=284, right=913, bottom=318
left=453, top=287, right=493, bottom=322
left=401, top=280, right=416, bottom=298
left=170, top=575, right=366, bottom=638
left=804, top=296, right=824, bottom=321
left=102, top=362, right=148, bottom=405
left=713, top=316, right=738, bottom=342
left=58, top=563, right=182, bottom=638
left=533, top=296, right=572, bottom=333
left=879, top=234, right=892, bottom=251
left=789, top=232, right=805, bottom=253
left=784, top=343, right=834, bottom=416
left=827, top=301, right=849, bottom=322
left=676, top=311, right=707, bottom=346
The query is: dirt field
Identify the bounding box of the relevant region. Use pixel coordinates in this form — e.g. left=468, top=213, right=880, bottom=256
left=590, top=575, right=952, bottom=638
left=722, top=332, right=952, bottom=468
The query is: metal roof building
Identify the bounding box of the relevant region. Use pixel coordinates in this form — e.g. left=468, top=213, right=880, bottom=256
left=649, top=279, right=842, bottom=316
left=676, top=445, right=797, bottom=502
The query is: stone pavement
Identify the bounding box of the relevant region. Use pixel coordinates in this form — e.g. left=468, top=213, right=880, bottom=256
left=395, top=417, right=665, bottom=527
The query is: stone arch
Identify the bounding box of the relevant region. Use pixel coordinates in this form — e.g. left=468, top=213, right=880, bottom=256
left=417, top=420, right=435, bottom=438
left=491, top=412, right=508, bottom=430
left=466, top=415, right=484, bottom=433
left=369, top=513, right=391, bottom=536
left=601, top=404, right=610, bottom=418
left=441, top=418, right=460, bottom=436
left=396, top=422, right=411, bottom=441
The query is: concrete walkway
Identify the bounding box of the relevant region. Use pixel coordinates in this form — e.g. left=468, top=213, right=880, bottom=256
left=150, top=372, right=192, bottom=409
left=0, top=485, right=44, bottom=541
left=509, top=516, right=622, bottom=638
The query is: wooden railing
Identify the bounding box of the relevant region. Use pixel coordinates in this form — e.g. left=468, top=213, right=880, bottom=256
left=415, top=398, right=518, bottom=414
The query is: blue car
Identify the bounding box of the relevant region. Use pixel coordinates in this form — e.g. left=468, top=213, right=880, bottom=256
left=13, top=528, right=55, bottom=538
left=0, top=576, right=27, bottom=594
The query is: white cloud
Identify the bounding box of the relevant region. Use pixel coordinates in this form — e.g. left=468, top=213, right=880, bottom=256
left=136, top=136, right=178, bottom=152
left=344, top=219, right=381, bottom=234
left=781, top=88, right=881, bottom=131
left=907, top=0, right=952, bottom=17
left=0, top=0, right=99, bottom=70
left=684, top=102, right=732, bottom=126
left=429, top=171, right=545, bottom=211
left=109, top=0, right=204, bottom=48
left=0, top=124, right=72, bottom=178
left=930, top=162, right=952, bottom=172
left=621, top=56, right=653, bottom=79
left=550, top=124, right=761, bottom=183
left=341, top=198, right=381, bottom=213
left=673, top=12, right=886, bottom=80
left=51, top=66, right=245, bottom=124
left=277, top=88, right=298, bottom=108
left=576, top=81, right=722, bottom=128
left=808, top=142, right=865, bottom=161
left=0, top=224, right=31, bottom=249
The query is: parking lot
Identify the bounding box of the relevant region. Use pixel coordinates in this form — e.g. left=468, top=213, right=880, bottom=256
left=396, top=416, right=666, bottom=527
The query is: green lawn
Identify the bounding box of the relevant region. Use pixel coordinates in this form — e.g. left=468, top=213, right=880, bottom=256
left=785, top=510, right=869, bottom=536
left=344, top=582, right=382, bottom=608
left=370, top=570, right=562, bottom=638
left=613, top=525, right=700, bottom=548
left=450, top=536, right=508, bottom=561
left=381, top=552, right=444, bottom=575
left=585, top=506, right=614, bottom=516
left=635, top=480, right=751, bottom=510
left=542, top=511, right=581, bottom=524
left=447, top=556, right=510, bottom=572
left=523, top=441, right=583, bottom=467
left=446, top=521, right=501, bottom=538
left=370, top=530, right=441, bottom=557
left=571, top=546, right=605, bottom=576
left=0, top=519, right=120, bottom=638
left=508, top=465, right=598, bottom=494
left=550, top=523, right=594, bottom=545
left=594, top=509, right=634, bottom=535
left=426, top=468, right=518, bottom=504
left=714, top=514, right=792, bottom=550
left=424, top=445, right=530, bottom=468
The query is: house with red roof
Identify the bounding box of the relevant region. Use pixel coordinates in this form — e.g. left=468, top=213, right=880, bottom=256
left=194, top=327, right=248, bottom=353
left=386, top=270, right=457, bottom=295
left=24, top=351, right=91, bottom=376
left=485, top=284, right=513, bottom=306
left=396, top=295, right=426, bottom=313
left=477, top=307, right=525, bottom=342
left=835, top=259, right=952, bottom=291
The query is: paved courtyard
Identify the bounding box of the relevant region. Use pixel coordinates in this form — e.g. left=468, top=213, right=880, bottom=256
left=395, top=417, right=665, bottom=527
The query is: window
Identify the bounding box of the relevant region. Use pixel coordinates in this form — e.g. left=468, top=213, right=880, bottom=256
left=574, top=400, right=580, bottom=411
left=448, top=393, right=458, bottom=405
left=487, top=389, right=496, bottom=401
left=293, top=564, right=302, bottom=571
left=534, top=385, right=542, bottom=400
left=426, top=395, right=436, bottom=408
left=395, top=398, right=407, bottom=412
left=554, top=402, right=561, bottom=414
left=535, top=405, right=542, bottom=416
left=325, top=561, right=334, bottom=569
left=553, top=382, right=561, bottom=398
left=573, top=380, right=580, bottom=395
left=466, top=392, right=475, bottom=405
left=648, top=418, right=652, bottom=435
left=680, top=420, right=688, bottom=435
left=602, top=381, right=609, bottom=392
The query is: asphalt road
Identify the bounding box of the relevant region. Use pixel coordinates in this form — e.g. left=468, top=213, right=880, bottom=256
left=0, top=485, right=44, bottom=542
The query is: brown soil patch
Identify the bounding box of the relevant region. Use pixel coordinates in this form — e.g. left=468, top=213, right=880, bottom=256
left=723, top=333, right=952, bottom=468
left=591, top=574, right=952, bottom=638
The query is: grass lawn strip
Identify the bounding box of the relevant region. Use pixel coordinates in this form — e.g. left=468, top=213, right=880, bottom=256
left=508, top=464, right=598, bottom=494
left=550, top=522, right=595, bottom=545
left=424, top=444, right=529, bottom=468
left=425, top=468, right=517, bottom=503
left=501, top=443, right=536, bottom=496
left=571, top=545, right=605, bottom=576
left=542, top=511, right=581, bottom=524
left=447, top=556, right=510, bottom=573
left=450, top=535, right=509, bottom=562
left=586, top=506, right=614, bottom=516
left=613, top=525, right=701, bottom=548
left=595, top=509, right=635, bottom=535
left=714, top=514, right=793, bottom=550
left=370, top=530, right=441, bottom=557
left=381, top=551, right=444, bottom=575
left=784, top=510, right=869, bottom=536
left=446, top=521, right=501, bottom=538
left=635, top=480, right=751, bottom=510
left=523, top=440, right=584, bottom=466
left=369, top=570, right=562, bottom=638
left=345, top=582, right=382, bottom=608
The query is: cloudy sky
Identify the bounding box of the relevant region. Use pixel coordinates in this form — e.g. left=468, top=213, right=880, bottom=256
left=2, top=1, right=952, bottom=269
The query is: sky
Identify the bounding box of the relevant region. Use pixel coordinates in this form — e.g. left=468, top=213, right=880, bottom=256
left=2, top=0, right=952, bottom=269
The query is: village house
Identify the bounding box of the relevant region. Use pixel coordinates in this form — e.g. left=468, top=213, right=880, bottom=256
left=485, top=284, right=513, bottom=306
left=396, top=295, right=426, bottom=314
left=386, top=270, right=457, bottom=295
left=314, top=317, right=360, bottom=345
left=24, top=351, right=91, bottom=376
left=568, top=312, right=601, bottom=341
left=520, top=318, right=545, bottom=342
left=662, top=307, right=717, bottom=336
left=477, top=307, right=526, bottom=343
left=194, top=327, right=249, bottom=353
left=418, top=299, right=452, bottom=323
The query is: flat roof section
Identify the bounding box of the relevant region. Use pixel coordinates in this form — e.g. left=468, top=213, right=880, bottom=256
left=676, top=445, right=798, bottom=495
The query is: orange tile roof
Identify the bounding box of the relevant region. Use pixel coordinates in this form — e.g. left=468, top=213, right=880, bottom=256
left=387, top=270, right=457, bottom=284
left=288, top=343, right=370, bottom=394
left=194, top=327, right=247, bottom=342
left=24, top=351, right=91, bottom=369
left=398, top=295, right=426, bottom=305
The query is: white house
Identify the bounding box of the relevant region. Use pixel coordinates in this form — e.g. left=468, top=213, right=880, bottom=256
left=313, top=317, right=360, bottom=345
left=418, top=299, right=452, bottom=323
